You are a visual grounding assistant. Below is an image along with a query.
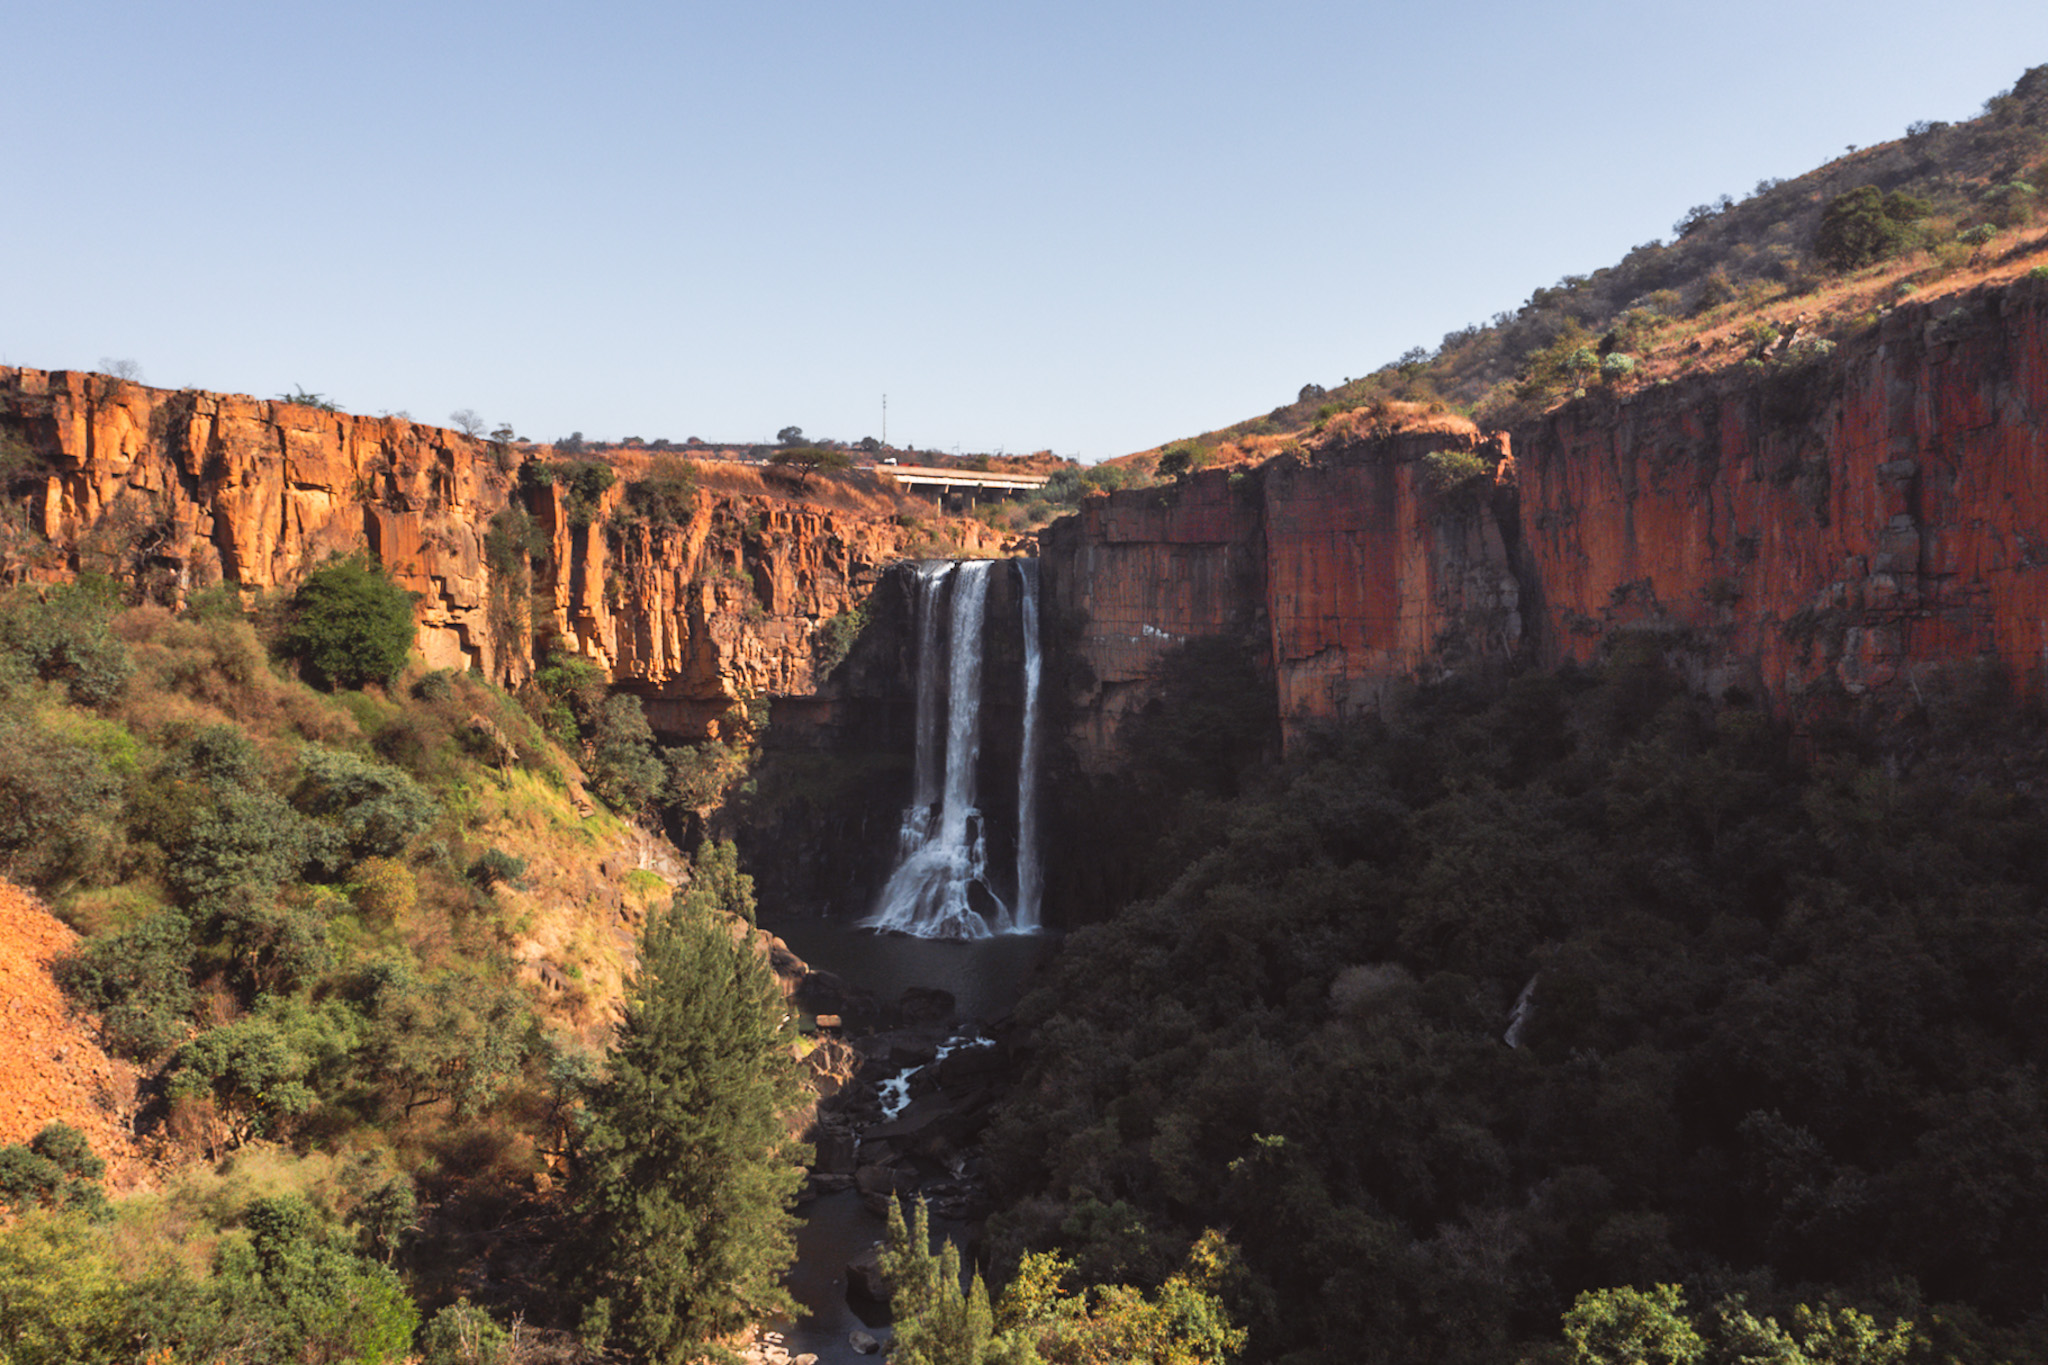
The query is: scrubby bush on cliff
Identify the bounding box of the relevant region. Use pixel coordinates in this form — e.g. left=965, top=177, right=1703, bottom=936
left=281, top=557, right=417, bottom=690
left=618, top=455, right=701, bottom=528
left=0, top=1124, right=107, bottom=1217
left=0, top=577, right=134, bottom=708
left=1814, top=186, right=1933, bottom=269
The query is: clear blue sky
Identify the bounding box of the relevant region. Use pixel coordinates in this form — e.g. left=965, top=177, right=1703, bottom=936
left=5, top=2, right=2046, bottom=459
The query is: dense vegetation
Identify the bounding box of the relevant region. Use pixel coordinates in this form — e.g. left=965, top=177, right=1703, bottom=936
left=988, top=646, right=2048, bottom=1364
left=0, top=574, right=798, bottom=1362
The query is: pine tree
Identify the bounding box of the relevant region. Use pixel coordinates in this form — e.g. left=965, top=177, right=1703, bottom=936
left=575, top=857, right=806, bottom=1363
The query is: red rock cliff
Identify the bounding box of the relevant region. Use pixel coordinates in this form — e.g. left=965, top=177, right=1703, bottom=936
left=1516, top=280, right=2048, bottom=706
left=0, top=367, right=998, bottom=728
left=1044, top=277, right=2048, bottom=750
left=1042, top=410, right=1520, bottom=756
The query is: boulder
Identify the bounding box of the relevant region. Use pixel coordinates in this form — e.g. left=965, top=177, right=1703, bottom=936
left=847, top=1241, right=891, bottom=1309
left=850, top=1331, right=882, bottom=1355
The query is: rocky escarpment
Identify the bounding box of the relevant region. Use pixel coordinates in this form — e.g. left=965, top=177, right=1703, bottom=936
left=1040, top=410, right=1521, bottom=757
left=0, top=368, right=1000, bottom=730
left=1041, top=275, right=2048, bottom=753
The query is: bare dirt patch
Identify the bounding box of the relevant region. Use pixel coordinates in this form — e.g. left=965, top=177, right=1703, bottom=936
left=0, top=880, right=146, bottom=1186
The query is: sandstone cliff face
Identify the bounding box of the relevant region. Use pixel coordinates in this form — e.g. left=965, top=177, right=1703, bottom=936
left=1043, top=277, right=2048, bottom=750
left=1041, top=416, right=1521, bottom=756
left=1516, top=281, right=2048, bottom=706
left=0, top=367, right=997, bottom=729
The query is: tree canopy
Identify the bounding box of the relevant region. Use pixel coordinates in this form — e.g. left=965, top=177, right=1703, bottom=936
left=282, top=558, right=417, bottom=689
left=573, top=849, right=806, bottom=1362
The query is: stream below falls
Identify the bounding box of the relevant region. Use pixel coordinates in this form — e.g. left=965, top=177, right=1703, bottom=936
left=759, top=915, right=1054, bottom=1365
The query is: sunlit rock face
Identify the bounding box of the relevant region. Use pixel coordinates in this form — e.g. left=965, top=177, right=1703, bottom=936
left=1041, top=280, right=2048, bottom=753
left=0, top=367, right=1001, bottom=731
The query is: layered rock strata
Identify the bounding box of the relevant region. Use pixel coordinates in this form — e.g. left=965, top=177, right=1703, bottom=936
left=1041, top=277, right=2048, bottom=752
left=0, top=368, right=997, bottom=729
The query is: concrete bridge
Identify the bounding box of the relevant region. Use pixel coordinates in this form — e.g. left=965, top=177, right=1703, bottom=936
left=876, top=463, right=1051, bottom=503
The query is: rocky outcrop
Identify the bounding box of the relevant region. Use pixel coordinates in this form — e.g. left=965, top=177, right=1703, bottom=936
left=0, top=367, right=1000, bottom=731
left=1041, top=410, right=1520, bottom=755
left=1515, top=280, right=2048, bottom=705
left=1043, top=276, right=2048, bottom=750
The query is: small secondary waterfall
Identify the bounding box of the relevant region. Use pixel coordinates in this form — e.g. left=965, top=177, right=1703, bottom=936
left=865, top=558, right=1044, bottom=939
left=1014, top=560, right=1043, bottom=930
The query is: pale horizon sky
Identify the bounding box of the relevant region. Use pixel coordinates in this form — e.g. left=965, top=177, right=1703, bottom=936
left=6, top=3, right=2048, bottom=460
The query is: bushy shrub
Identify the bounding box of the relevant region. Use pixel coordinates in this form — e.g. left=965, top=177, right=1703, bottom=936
left=619, top=456, right=700, bottom=528
left=586, top=693, right=666, bottom=813
left=292, top=747, right=437, bottom=875
left=1815, top=186, right=1932, bottom=269
left=0, top=1124, right=108, bottom=1217
left=419, top=1300, right=512, bottom=1365
left=466, top=848, right=527, bottom=889
left=0, top=577, right=134, bottom=707
left=55, top=908, right=197, bottom=1058
left=281, top=558, right=417, bottom=690
left=1420, top=448, right=1491, bottom=495
left=0, top=718, right=123, bottom=890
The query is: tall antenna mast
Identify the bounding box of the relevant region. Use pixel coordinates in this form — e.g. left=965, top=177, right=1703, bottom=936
left=882, top=393, right=888, bottom=446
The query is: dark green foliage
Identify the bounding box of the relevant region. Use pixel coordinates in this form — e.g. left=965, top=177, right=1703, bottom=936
left=525, top=459, right=618, bottom=529
left=573, top=865, right=805, bottom=1362
left=418, top=1300, right=512, bottom=1365
left=282, top=558, right=418, bottom=690
left=991, top=661, right=2048, bottom=1363
left=0, top=1124, right=108, bottom=1218
left=56, top=908, right=197, bottom=1058
left=167, top=1016, right=316, bottom=1145
left=292, top=746, right=437, bottom=874
left=466, top=847, right=527, bottom=889
left=0, top=716, right=123, bottom=889
left=1814, top=187, right=1932, bottom=270
left=210, top=1194, right=420, bottom=1363
left=137, top=725, right=313, bottom=906
left=483, top=504, right=547, bottom=580
left=520, top=648, right=609, bottom=749
left=1156, top=447, right=1193, bottom=480
left=586, top=692, right=667, bottom=813
left=815, top=603, right=868, bottom=676
left=355, top=956, right=533, bottom=1118
left=0, top=576, right=134, bottom=707
left=883, top=1198, right=995, bottom=1365
left=620, top=457, right=701, bottom=528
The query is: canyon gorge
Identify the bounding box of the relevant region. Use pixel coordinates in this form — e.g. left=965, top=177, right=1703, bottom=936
left=7, top=272, right=2048, bottom=927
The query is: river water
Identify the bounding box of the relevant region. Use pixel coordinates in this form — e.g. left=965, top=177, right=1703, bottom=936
left=761, top=914, right=1054, bottom=1363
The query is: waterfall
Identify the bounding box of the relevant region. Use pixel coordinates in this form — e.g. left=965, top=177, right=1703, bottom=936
left=866, top=558, right=1044, bottom=940
left=866, top=560, right=1013, bottom=939
left=1014, top=560, right=1043, bottom=930
left=892, top=562, right=952, bottom=866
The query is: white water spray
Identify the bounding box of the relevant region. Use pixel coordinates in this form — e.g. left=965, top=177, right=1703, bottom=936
left=1014, top=560, right=1043, bottom=930
left=866, top=560, right=1014, bottom=938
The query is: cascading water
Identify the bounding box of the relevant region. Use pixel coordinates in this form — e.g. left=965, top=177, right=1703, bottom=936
left=865, top=558, right=1044, bottom=939
left=1014, top=559, right=1043, bottom=930
left=866, top=560, right=1012, bottom=938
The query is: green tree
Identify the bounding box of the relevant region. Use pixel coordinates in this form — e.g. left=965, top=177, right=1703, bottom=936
left=586, top=693, right=667, bottom=813
left=1561, top=1285, right=1705, bottom=1365
left=573, top=879, right=806, bottom=1362
left=1814, top=187, right=1932, bottom=270
left=768, top=446, right=853, bottom=489
left=282, top=558, right=418, bottom=689
left=883, top=1198, right=996, bottom=1365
